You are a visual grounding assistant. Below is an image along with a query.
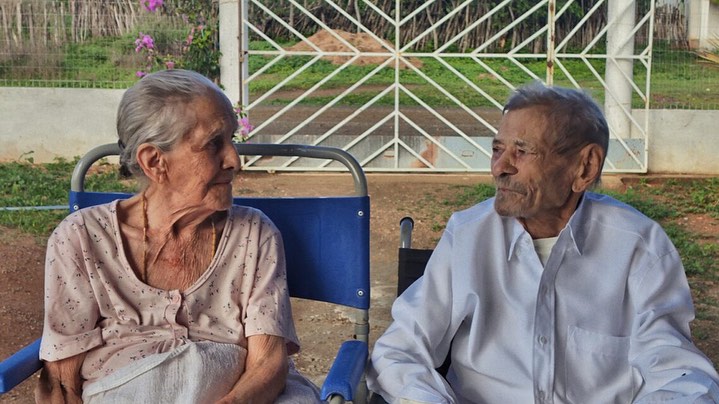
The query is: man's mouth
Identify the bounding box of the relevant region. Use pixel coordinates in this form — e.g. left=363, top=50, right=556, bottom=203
left=497, top=186, right=525, bottom=195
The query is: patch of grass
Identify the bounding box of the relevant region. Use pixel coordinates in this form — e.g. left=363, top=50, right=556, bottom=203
left=623, top=178, right=719, bottom=218
left=0, top=158, right=135, bottom=236
left=600, top=187, right=677, bottom=221
left=610, top=178, right=719, bottom=276
left=427, top=183, right=495, bottom=232
left=664, top=223, right=718, bottom=275
left=247, top=56, right=616, bottom=108
left=245, top=43, right=719, bottom=110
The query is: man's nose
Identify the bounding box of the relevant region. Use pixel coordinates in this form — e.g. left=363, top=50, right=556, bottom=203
left=491, top=151, right=518, bottom=177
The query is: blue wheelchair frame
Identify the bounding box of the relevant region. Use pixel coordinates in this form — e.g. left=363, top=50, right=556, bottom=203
left=0, top=143, right=371, bottom=403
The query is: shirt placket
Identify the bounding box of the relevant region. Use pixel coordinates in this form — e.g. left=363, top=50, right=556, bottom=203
left=532, top=244, right=563, bottom=404
left=165, top=290, right=189, bottom=341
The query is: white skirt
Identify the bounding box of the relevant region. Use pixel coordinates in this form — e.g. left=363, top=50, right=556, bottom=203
left=82, top=341, right=322, bottom=403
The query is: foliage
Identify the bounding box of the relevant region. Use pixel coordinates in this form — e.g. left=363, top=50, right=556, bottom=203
left=133, top=0, right=253, bottom=138
left=134, top=0, right=221, bottom=81
left=0, top=158, right=136, bottom=235
left=234, top=103, right=254, bottom=143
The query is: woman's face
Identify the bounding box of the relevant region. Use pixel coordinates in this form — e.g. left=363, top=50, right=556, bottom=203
left=159, top=94, right=241, bottom=213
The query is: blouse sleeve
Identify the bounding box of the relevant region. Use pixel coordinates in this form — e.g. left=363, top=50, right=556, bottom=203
left=242, top=214, right=300, bottom=353
left=40, top=214, right=103, bottom=362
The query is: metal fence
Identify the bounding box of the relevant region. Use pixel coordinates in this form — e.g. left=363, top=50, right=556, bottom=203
left=238, top=0, right=657, bottom=172
left=1, top=0, right=718, bottom=173
left=1, top=1, right=716, bottom=105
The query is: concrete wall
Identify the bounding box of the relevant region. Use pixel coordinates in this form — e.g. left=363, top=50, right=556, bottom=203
left=635, top=109, right=719, bottom=174
left=686, top=0, right=719, bottom=50
left=0, top=87, right=122, bottom=162
left=1, top=87, right=718, bottom=174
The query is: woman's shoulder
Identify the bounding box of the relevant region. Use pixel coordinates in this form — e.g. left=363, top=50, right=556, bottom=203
left=56, top=200, right=118, bottom=230
left=47, top=201, right=119, bottom=248
left=229, top=205, right=278, bottom=230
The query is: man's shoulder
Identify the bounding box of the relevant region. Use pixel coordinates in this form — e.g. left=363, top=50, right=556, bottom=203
left=581, top=192, right=664, bottom=235
left=448, top=197, right=497, bottom=228
left=583, top=192, right=648, bottom=221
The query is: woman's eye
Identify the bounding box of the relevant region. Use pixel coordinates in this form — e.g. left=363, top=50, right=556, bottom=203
left=208, top=137, right=223, bottom=149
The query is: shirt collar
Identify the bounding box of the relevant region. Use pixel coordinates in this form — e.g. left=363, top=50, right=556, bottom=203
left=502, top=193, right=589, bottom=261
left=563, top=193, right=589, bottom=256
left=504, top=217, right=527, bottom=261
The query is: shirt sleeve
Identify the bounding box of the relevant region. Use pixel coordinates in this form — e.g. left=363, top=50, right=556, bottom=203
left=40, top=215, right=103, bottom=362
left=242, top=215, right=300, bottom=354
left=630, top=242, right=719, bottom=402
left=367, top=221, right=460, bottom=404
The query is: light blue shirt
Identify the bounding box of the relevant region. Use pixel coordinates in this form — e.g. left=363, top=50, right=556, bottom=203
left=368, top=192, right=719, bottom=404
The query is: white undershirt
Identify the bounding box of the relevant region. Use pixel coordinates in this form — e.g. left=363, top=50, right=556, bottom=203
left=533, top=236, right=559, bottom=266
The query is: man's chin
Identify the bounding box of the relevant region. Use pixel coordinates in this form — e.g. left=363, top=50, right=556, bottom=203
left=493, top=199, right=520, bottom=217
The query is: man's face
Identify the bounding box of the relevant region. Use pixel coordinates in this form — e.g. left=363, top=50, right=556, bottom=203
left=491, top=106, right=579, bottom=223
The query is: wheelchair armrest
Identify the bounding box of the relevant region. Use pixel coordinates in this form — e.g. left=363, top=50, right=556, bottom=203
left=0, top=338, right=42, bottom=393
left=320, top=340, right=368, bottom=401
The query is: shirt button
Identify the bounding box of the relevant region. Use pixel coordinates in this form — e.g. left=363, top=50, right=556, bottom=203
left=172, top=294, right=181, bottom=304
left=539, top=335, right=548, bottom=345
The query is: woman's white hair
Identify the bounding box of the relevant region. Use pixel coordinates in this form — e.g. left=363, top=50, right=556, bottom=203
left=116, top=69, right=236, bottom=178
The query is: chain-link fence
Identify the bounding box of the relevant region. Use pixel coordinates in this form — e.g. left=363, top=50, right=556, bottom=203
left=1, top=0, right=718, bottom=108
left=0, top=0, right=187, bottom=88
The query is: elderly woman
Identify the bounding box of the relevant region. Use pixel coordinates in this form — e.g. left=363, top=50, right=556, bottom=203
left=35, top=69, right=321, bottom=403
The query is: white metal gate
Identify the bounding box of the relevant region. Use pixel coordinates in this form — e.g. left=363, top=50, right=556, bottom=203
left=239, top=0, right=653, bottom=172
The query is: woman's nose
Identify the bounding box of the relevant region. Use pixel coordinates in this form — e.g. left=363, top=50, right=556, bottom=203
left=224, top=142, right=242, bottom=172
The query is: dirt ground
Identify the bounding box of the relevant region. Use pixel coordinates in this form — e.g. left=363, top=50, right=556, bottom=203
left=1, top=172, right=718, bottom=402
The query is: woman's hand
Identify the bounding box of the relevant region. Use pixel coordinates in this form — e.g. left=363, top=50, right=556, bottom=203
left=34, top=354, right=86, bottom=404
left=215, top=334, right=289, bottom=404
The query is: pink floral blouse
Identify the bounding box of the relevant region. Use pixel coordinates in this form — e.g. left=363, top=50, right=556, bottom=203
left=40, top=200, right=300, bottom=383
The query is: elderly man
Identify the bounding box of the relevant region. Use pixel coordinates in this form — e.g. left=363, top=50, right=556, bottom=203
left=368, top=83, right=719, bottom=403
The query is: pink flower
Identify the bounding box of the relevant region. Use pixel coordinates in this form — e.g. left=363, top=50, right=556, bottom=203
left=134, top=33, right=155, bottom=52
left=165, top=61, right=175, bottom=69
left=185, top=29, right=195, bottom=46
left=136, top=71, right=147, bottom=78
left=141, top=0, right=163, bottom=12
left=239, top=117, right=254, bottom=135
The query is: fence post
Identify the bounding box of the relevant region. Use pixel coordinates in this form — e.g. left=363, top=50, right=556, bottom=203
left=219, top=0, right=241, bottom=103
left=605, top=0, right=636, bottom=139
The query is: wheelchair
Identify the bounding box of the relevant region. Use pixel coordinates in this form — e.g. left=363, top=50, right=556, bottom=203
left=0, top=143, right=371, bottom=404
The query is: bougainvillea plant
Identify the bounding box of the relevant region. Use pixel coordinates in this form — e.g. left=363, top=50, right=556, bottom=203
left=134, top=0, right=251, bottom=141
left=133, top=0, right=220, bottom=81
left=234, top=103, right=254, bottom=143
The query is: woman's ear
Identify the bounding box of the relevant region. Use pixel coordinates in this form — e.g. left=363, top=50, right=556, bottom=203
left=136, top=144, right=167, bottom=184
left=572, top=143, right=604, bottom=193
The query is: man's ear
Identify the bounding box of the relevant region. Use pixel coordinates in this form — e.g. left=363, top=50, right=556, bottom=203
left=572, top=143, right=604, bottom=193
left=136, top=144, right=167, bottom=184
